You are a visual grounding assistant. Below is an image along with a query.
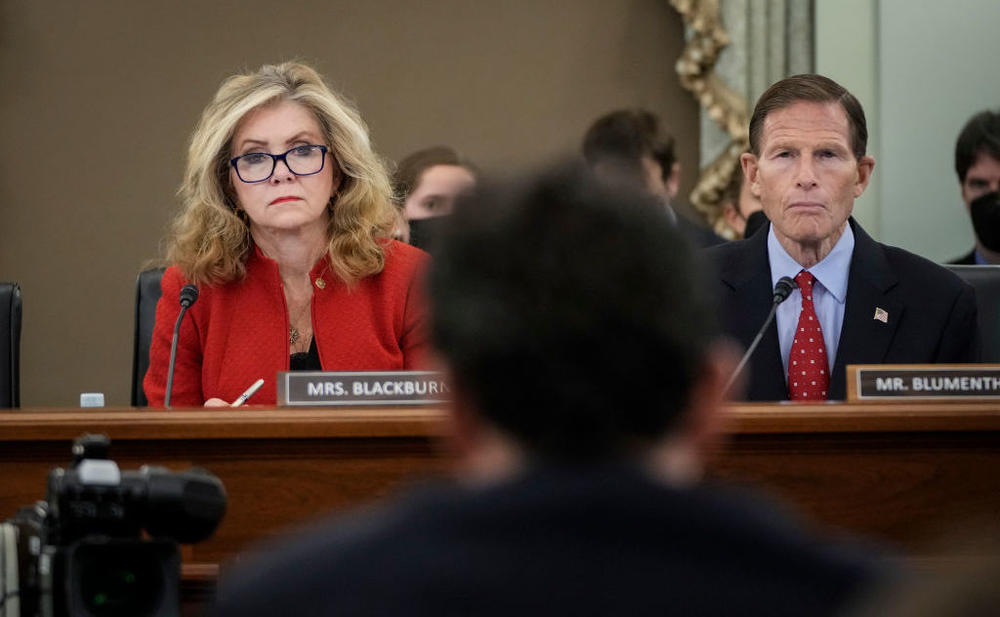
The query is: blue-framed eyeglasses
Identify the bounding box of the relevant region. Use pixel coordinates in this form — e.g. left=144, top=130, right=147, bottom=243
left=230, top=145, right=329, bottom=183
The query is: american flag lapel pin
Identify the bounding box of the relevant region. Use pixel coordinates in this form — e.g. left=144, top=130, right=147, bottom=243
left=874, top=307, right=888, bottom=323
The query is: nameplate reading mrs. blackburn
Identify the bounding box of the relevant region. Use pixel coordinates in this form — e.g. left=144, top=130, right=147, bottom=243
left=848, top=364, right=1000, bottom=401
left=277, top=371, right=449, bottom=406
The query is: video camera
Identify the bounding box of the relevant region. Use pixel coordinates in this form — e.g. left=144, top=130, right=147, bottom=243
left=1, top=434, right=226, bottom=617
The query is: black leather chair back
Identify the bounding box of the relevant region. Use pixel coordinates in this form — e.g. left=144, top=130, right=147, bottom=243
left=0, top=283, right=21, bottom=408
left=132, top=268, right=165, bottom=406
left=946, top=265, right=1000, bottom=362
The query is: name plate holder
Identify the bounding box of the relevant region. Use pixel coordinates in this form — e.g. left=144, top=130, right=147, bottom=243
left=847, top=364, right=1000, bottom=401
left=277, top=370, right=449, bottom=406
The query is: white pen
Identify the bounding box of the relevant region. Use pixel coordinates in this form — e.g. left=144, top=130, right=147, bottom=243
left=231, top=378, right=265, bottom=407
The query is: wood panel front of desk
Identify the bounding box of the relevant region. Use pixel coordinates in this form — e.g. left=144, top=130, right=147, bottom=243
left=2, top=403, right=999, bottom=569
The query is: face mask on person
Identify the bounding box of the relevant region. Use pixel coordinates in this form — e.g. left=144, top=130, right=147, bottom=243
left=970, top=191, right=1000, bottom=252
left=407, top=216, right=450, bottom=253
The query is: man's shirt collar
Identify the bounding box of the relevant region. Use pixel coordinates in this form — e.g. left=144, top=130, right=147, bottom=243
left=767, top=223, right=854, bottom=303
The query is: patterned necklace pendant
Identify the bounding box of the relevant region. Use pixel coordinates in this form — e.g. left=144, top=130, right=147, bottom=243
left=289, top=326, right=300, bottom=346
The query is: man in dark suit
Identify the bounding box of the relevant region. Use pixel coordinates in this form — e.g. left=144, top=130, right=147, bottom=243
left=949, top=109, right=1000, bottom=265
left=210, top=164, right=886, bottom=617
left=706, top=74, right=979, bottom=401
left=582, top=108, right=725, bottom=248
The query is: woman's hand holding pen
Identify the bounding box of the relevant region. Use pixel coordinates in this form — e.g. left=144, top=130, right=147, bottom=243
left=203, top=378, right=265, bottom=408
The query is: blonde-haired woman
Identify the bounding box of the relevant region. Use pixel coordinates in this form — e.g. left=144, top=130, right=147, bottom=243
left=144, top=62, right=428, bottom=407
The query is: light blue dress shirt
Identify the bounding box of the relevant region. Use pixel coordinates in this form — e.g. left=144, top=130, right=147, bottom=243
left=768, top=225, right=854, bottom=377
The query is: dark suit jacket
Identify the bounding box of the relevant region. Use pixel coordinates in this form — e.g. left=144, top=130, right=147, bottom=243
left=211, top=465, right=886, bottom=617
left=704, top=219, right=980, bottom=401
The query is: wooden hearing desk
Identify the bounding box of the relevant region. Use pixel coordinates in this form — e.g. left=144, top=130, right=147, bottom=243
left=2, top=402, right=999, bottom=602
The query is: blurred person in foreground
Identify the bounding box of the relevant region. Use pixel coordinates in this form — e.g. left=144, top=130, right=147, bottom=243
left=583, top=108, right=724, bottom=248
left=210, top=163, right=887, bottom=617
left=392, top=145, right=476, bottom=251
left=949, top=109, right=1000, bottom=264
left=847, top=532, right=1000, bottom=617
left=144, top=62, right=428, bottom=407
left=706, top=74, right=979, bottom=402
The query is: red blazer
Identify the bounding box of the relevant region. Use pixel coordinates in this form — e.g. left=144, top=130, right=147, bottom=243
left=144, top=241, right=430, bottom=407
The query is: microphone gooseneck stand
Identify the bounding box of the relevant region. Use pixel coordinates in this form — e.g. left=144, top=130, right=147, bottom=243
left=723, top=276, right=797, bottom=395
left=164, top=284, right=199, bottom=409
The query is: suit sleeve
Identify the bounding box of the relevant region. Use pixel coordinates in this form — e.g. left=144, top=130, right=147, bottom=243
left=400, top=253, right=431, bottom=370
left=143, top=267, right=205, bottom=407
left=935, top=283, right=981, bottom=363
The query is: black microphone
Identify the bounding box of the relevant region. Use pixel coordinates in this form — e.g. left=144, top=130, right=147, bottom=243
left=179, top=284, right=198, bottom=308
left=772, top=275, right=796, bottom=304
left=165, top=284, right=199, bottom=408
left=724, top=276, right=797, bottom=395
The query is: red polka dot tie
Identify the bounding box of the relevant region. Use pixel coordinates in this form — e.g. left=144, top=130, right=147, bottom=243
left=788, top=271, right=829, bottom=401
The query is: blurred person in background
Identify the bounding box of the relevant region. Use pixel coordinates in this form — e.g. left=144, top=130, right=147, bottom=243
left=949, top=109, right=1000, bottom=264
left=393, top=145, right=476, bottom=251
left=719, top=155, right=766, bottom=239
left=583, top=108, right=724, bottom=248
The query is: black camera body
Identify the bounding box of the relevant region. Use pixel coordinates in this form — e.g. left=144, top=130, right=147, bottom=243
left=1, top=435, right=226, bottom=617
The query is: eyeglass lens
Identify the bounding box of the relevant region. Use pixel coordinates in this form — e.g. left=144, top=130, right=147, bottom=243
left=235, top=146, right=326, bottom=182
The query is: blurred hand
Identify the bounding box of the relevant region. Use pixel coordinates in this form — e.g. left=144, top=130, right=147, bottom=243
left=204, top=397, right=230, bottom=408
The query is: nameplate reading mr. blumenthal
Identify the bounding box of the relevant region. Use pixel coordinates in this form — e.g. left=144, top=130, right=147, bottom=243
left=848, top=364, right=1000, bottom=401
left=277, top=371, right=449, bottom=406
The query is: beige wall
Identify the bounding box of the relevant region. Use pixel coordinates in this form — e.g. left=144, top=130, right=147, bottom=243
left=0, top=0, right=698, bottom=406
